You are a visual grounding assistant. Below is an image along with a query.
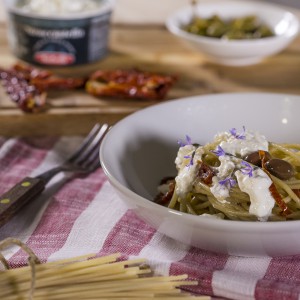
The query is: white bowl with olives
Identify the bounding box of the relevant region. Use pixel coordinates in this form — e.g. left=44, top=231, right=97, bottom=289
left=166, top=0, right=299, bottom=66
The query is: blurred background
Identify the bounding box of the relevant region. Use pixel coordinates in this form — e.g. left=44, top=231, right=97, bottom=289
left=115, top=0, right=300, bottom=24
left=0, top=0, right=299, bottom=25
left=0, top=0, right=299, bottom=135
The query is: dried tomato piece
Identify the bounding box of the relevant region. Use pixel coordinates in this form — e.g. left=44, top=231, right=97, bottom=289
left=293, top=189, right=300, bottom=198
left=86, top=69, right=177, bottom=101
left=31, top=77, right=86, bottom=91
left=0, top=63, right=86, bottom=113
left=0, top=69, right=47, bottom=113
left=154, top=178, right=175, bottom=206
left=197, top=161, right=215, bottom=185
left=11, top=63, right=86, bottom=91
left=269, top=183, right=291, bottom=216
left=259, top=150, right=291, bottom=216
left=12, top=62, right=52, bottom=80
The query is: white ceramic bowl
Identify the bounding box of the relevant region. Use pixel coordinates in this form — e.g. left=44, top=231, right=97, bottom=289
left=100, top=92, right=300, bottom=257
left=166, top=0, right=299, bottom=66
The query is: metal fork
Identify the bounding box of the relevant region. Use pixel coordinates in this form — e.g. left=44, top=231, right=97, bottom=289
left=0, top=123, right=110, bottom=228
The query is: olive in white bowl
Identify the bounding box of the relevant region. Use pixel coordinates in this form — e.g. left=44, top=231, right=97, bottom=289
left=165, top=0, right=299, bottom=66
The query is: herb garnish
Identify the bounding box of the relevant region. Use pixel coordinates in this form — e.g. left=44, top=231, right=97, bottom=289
left=229, top=126, right=246, bottom=140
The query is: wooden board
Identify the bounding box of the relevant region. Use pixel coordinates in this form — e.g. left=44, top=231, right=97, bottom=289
left=1, top=24, right=300, bottom=136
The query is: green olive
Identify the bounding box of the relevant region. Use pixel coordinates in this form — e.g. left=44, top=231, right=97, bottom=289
left=184, top=14, right=274, bottom=40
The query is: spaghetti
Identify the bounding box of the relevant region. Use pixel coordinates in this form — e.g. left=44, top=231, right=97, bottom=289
left=0, top=238, right=209, bottom=300
left=155, top=127, right=300, bottom=221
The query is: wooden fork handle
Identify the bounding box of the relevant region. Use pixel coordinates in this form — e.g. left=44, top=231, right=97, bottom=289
left=0, top=177, right=45, bottom=228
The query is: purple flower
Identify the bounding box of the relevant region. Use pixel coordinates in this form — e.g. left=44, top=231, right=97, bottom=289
left=219, top=176, right=237, bottom=188
left=240, top=161, right=253, bottom=177
left=229, top=126, right=246, bottom=140
left=184, top=154, right=194, bottom=168
left=178, top=135, right=192, bottom=147
left=212, top=145, right=226, bottom=157
left=184, top=149, right=197, bottom=168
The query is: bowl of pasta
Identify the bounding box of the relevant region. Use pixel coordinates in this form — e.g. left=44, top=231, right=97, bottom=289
left=100, top=92, right=300, bottom=256
left=165, top=0, right=299, bottom=66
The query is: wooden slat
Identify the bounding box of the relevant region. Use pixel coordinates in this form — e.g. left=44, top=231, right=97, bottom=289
left=0, top=24, right=300, bottom=136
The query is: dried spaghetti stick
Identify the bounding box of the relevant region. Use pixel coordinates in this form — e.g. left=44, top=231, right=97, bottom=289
left=0, top=239, right=208, bottom=300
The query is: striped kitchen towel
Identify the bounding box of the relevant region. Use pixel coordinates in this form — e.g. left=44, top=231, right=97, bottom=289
left=0, top=136, right=300, bottom=300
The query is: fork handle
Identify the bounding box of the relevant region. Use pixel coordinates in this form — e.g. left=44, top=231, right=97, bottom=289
left=0, top=177, right=45, bottom=228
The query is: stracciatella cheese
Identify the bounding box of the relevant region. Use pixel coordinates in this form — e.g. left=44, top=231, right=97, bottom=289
left=210, top=130, right=274, bottom=220
left=217, top=130, right=269, bottom=157
left=175, top=144, right=204, bottom=198
left=235, top=168, right=274, bottom=221
left=174, top=129, right=275, bottom=220
left=20, top=0, right=100, bottom=15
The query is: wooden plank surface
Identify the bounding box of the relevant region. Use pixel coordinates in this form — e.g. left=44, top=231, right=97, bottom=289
left=1, top=24, right=300, bottom=136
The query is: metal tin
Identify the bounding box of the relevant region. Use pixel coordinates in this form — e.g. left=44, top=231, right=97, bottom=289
left=5, top=0, right=114, bottom=66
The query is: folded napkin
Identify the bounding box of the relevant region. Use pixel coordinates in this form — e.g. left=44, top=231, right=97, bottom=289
left=0, top=136, right=300, bottom=300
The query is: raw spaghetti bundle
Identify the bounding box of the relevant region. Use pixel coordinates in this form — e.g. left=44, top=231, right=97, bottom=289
left=0, top=238, right=209, bottom=300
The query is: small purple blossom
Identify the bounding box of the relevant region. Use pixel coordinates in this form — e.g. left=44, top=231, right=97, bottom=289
left=184, top=149, right=197, bottom=168
left=184, top=154, right=194, bottom=168
left=212, top=145, right=226, bottom=157
left=178, top=135, right=192, bottom=147
left=229, top=126, right=246, bottom=140
left=219, top=176, right=237, bottom=188
left=240, top=161, right=253, bottom=177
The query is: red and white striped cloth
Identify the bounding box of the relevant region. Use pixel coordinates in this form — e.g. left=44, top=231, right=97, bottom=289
left=0, top=136, right=300, bottom=300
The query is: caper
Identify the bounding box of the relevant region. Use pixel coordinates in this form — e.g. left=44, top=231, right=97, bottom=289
left=265, top=158, right=295, bottom=180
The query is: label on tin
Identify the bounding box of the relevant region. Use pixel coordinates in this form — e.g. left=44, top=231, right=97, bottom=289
left=8, top=12, right=111, bottom=66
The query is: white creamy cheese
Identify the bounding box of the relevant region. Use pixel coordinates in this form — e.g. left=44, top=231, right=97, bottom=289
left=235, top=169, right=275, bottom=221
left=216, top=130, right=268, bottom=157
left=174, top=129, right=275, bottom=221
left=175, top=145, right=204, bottom=198
left=217, top=155, right=236, bottom=178
left=209, top=129, right=275, bottom=220
left=210, top=176, right=230, bottom=202
left=175, top=144, right=195, bottom=171
left=210, top=155, right=240, bottom=201
left=21, top=0, right=100, bottom=15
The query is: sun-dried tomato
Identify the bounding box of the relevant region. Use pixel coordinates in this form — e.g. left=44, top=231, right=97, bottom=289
left=197, top=161, right=215, bottom=185
left=86, top=69, right=177, bottom=101
left=259, top=150, right=291, bottom=216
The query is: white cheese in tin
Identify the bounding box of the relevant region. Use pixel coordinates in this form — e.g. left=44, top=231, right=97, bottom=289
left=21, top=0, right=100, bottom=15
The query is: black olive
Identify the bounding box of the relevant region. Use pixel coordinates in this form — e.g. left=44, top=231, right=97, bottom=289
left=265, top=158, right=294, bottom=180
left=244, top=151, right=271, bottom=167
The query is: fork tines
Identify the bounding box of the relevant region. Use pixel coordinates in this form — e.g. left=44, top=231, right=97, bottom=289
left=69, top=123, right=110, bottom=171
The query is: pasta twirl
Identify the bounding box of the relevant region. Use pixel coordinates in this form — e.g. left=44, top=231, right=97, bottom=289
left=155, top=128, right=300, bottom=222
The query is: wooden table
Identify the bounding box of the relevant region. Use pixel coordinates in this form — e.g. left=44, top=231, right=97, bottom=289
left=1, top=23, right=300, bottom=136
